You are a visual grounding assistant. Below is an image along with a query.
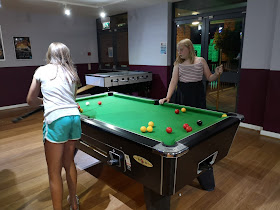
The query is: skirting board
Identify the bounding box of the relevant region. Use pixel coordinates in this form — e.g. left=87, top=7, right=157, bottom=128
left=260, top=130, right=280, bottom=139
left=239, top=122, right=263, bottom=131
left=0, top=103, right=28, bottom=110
left=240, top=122, right=280, bottom=139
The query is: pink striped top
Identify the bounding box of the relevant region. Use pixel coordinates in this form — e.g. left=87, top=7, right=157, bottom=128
left=178, top=62, right=204, bottom=83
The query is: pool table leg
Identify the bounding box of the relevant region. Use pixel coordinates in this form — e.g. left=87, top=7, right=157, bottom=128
left=197, top=166, right=215, bottom=191
left=144, top=186, right=171, bottom=210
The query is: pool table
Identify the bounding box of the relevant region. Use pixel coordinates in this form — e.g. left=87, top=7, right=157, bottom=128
left=76, top=92, right=243, bottom=210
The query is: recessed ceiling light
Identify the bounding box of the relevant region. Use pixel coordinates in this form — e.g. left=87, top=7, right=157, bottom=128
left=64, top=8, right=71, bottom=16
left=192, top=21, right=200, bottom=25
left=192, top=11, right=199, bottom=15
left=100, top=11, right=106, bottom=18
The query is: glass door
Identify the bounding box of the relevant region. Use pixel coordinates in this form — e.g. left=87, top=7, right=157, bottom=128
left=176, top=21, right=202, bottom=57
left=206, top=17, right=244, bottom=112
left=173, top=17, right=205, bottom=65
left=174, top=11, right=245, bottom=112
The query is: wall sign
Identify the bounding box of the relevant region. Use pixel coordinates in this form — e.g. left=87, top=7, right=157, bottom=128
left=13, top=37, right=32, bottom=59
left=160, top=42, right=167, bottom=55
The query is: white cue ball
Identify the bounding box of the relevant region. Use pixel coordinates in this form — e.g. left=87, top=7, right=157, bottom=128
left=86, top=102, right=90, bottom=106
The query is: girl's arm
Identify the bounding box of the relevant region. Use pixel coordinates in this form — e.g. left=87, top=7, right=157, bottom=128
left=159, top=65, right=179, bottom=104
left=26, top=77, right=43, bottom=106
left=201, top=57, right=223, bottom=82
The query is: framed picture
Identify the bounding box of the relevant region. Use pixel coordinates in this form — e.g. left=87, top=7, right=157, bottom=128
left=13, top=37, right=32, bottom=59
left=0, top=26, right=5, bottom=61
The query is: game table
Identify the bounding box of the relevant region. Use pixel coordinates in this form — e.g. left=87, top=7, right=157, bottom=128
left=76, top=92, right=243, bottom=210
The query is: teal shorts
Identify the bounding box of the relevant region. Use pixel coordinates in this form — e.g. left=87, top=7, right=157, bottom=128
left=43, top=115, right=81, bottom=143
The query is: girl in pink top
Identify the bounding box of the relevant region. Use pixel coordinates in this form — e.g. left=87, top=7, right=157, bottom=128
left=159, top=38, right=223, bottom=108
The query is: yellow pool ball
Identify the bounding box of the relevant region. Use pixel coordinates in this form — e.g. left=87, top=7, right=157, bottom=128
left=222, top=114, right=227, bottom=117
left=148, top=121, right=154, bottom=127
left=181, top=107, right=186, bottom=112
left=79, top=108, right=83, bottom=113
left=147, top=126, right=153, bottom=132
left=140, top=126, right=147, bottom=133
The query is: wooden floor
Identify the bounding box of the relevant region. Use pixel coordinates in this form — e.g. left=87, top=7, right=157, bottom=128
left=1, top=107, right=280, bottom=210
left=206, top=86, right=237, bottom=112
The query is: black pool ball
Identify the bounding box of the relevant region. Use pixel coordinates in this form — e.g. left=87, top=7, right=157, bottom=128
left=197, top=120, right=203, bottom=126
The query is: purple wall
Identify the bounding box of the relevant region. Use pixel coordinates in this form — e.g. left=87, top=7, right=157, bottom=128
left=238, top=68, right=269, bottom=126
left=0, top=66, right=37, bottom=107
left=129, top=65, right=171, bottom=99
left=76, top=63, right=99, bottom=85
left=263, top=70, right=280, bottom=133
left=2, top=63, right=279, bottom=134
left=0, top=63, right=99, bottom=107
left=238, top=68, right=280, bottom=133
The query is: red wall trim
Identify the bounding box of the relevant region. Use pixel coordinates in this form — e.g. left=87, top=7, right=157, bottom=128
left=0, top=66, right=37, bottom=107
left=129, top=65, right=171, bottom=99
left=76, top=63, right=99, bottom=85
left=263, top=70, right=280, bottom=133
left=238, top=68, right=280, bottom=134
left=238, top=68, right=269, bottom=126
left=0, top=63, right=99, bottom=107
left=2, top=64, right=279, bottom=134
left=1, top=64, right=170, bottom=106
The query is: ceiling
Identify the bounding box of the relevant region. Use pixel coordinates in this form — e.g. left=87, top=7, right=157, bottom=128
left=0, top=0, right=247, bottom=18
left=175, top=0, right=246, bottom=11
left=174, top=0, right=247, bottom=17
left=0, top=0, right=181, bottom=18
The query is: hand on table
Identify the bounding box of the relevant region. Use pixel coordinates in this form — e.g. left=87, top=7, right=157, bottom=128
left=159, top=98, right=170, bottom=105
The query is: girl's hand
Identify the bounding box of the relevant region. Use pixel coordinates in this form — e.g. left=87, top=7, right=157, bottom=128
left=159, top=98, right=170, bottom=104
left=215, top=64, right=223, bottom=76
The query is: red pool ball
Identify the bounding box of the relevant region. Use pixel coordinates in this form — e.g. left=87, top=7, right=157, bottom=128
left=183, top=123, right=189, bottom=129
left=98, top=101, right=102, bottom=105
left=185, top=126, right=192, bottom=132
left=166, top=127, right=172, bottom=133
left=77, top=103, right=80, bottom=109
left=175, top=109, right=180, bottom=114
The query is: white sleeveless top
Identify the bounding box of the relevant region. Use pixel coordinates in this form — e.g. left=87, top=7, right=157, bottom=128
left=34, top=64, right=80, bottom=124
left=178, top=62, right=203, bottom=83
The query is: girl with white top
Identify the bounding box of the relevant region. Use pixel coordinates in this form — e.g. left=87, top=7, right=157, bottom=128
left=159, top=38, right=223, bottom=108
left=27, top=42, right=81, bottom=210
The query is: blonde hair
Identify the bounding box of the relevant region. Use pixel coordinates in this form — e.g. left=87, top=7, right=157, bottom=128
left=174, top=38, right=196, bottom=65
left=46, top=42, right=81, bottom=86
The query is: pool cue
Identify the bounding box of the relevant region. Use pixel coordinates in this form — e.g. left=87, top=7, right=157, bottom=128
left=76, top=85, right=95, bottom=94
left=12, top=85, right=95, bottom=123
left=216, top=73, right=220, bottom=110
left=216, top=49, right=222, bottom=110
left=12, top=106, right=44, bottom=123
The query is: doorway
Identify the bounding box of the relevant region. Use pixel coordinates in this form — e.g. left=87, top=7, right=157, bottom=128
left=173, top=8, right=246, bottom=112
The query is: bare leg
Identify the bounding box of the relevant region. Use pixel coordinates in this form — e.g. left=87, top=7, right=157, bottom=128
left=44, top=140, right=64, bottom=210
left=63, top=140, right=78, bottom=210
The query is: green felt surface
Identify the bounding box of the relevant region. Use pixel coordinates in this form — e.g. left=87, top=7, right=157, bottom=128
left=77, top=93, right=227, bottom=146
